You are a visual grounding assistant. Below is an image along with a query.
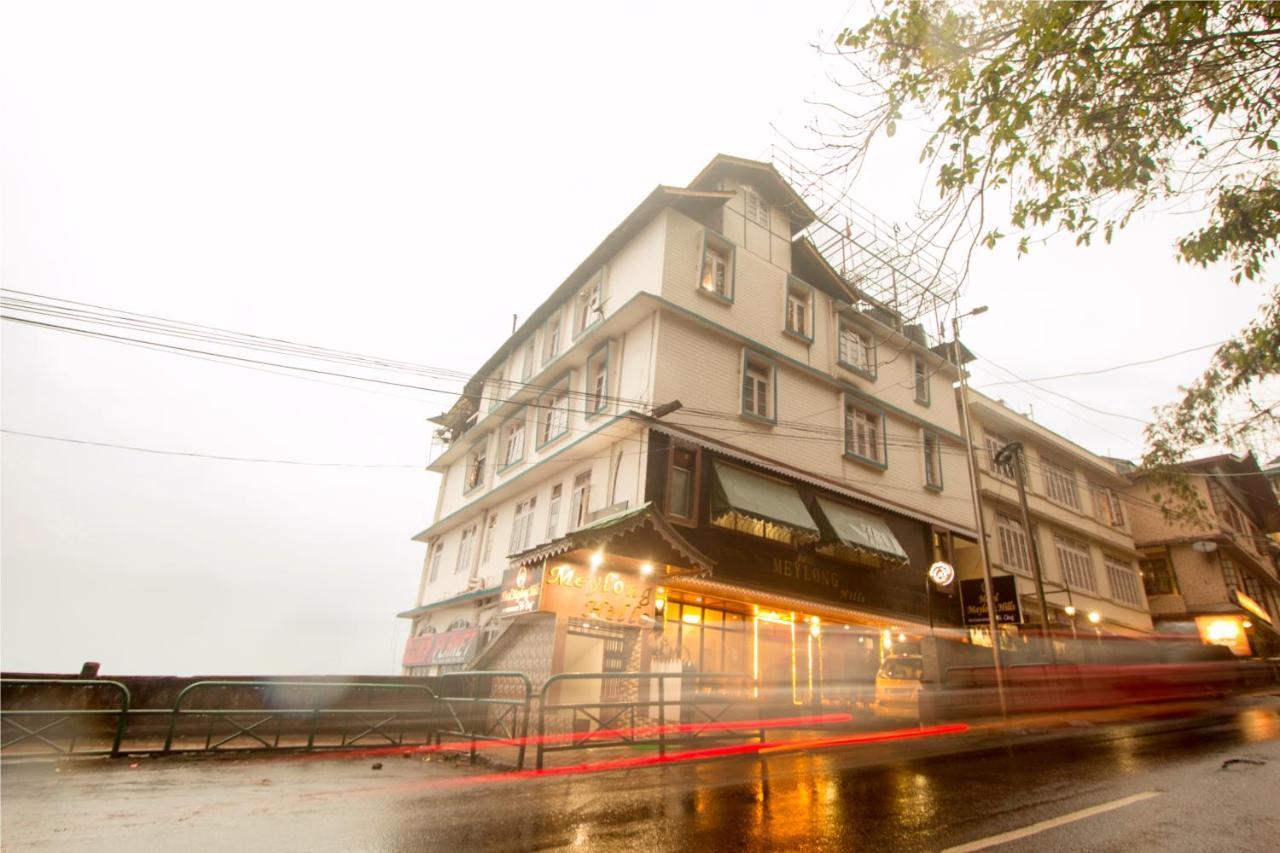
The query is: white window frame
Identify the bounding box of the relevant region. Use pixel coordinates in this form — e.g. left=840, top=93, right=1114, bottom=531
left=844, top=399, right=885, bottom=466
left=509, top=497, right=536, bottom=554
left=740, top=352, right=774, bottom=422
left=837, top=319, right=876, bottom=377
left=537, top=375, right=571, bottom=447
left=520, top=337, right=536, bottom=382
left=426, top=542, right=444, bottom=583
left=546, top=483, right=562, bottom=540
left=585, top=343, right=609, bottom=416
left=542, top=311, right=562, bottom=365
left=698, top=231, right=734, bottom=301
left=784, top=280, right=813, bottom=341
left=498, top=411, right=526, bottom=471
left=1054, top=534, right=1097, bottom=593
left=1042, top=457, right=1082, bottom=510
left=480, top=515, right=499, bottom=566
left=743, top=186, right=770, bottom=227
left=996, top=513, right=1031, bottom=575
left=923, top=431, right=943, bottom=489
left=573, top=270, right=605, bottom=339
left=569, top=470, right=591, bottom=531
left=464, top=436, right=489, bottom=494
left=1091, top=484, right=1126, bottom=528
left=984, top=432, right=1016, bottom=481
left=454, top=525, right=477, bottom=575
left=1105, top=554, right=1143, bottom=606
left=913, top=355, right=930, bottom=405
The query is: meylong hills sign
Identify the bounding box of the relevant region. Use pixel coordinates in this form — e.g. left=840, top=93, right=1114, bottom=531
left=960, top=576, right=1023, bottom=626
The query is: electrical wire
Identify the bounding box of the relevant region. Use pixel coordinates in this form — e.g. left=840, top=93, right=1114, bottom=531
left=1, top=428, right=425, bottom=469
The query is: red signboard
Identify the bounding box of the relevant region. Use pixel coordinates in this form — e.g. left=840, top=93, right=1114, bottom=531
left=402, top=626, right=481, bottom=667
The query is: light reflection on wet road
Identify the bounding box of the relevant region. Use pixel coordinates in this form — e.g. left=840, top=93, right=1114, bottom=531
left=3, top=702, right=1279, bottom=852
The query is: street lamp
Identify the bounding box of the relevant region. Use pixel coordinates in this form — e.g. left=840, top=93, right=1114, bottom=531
left=1087, top=610, right=1102, bottom=646
left=953, top=305, right=1008, bottom=717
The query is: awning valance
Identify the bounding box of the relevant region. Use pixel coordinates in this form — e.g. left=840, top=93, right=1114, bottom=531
left=509, top=502, right=714, bottom=573
left=813, top=497, right=909, bottom=564
left=710, top=461, right=820, bottom=539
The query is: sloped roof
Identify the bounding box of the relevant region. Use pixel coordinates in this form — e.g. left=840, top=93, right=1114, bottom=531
left=686, top=153, right=817, bottom=233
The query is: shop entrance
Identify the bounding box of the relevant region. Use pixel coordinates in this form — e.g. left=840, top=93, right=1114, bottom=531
left=560, top=620, right=635, bottom=730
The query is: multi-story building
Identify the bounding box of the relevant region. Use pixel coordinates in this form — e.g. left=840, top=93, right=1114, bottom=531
left=1124, top=453, right=1280, bottom=657
left=959, top=390, right=1153, bottom=647
left=398, top=154, right=981, bottom=705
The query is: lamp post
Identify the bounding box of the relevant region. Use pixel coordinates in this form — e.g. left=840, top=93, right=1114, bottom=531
left=952, top=305, right=1007, bottom=717
left=995, top=441, right=1057, bottom=665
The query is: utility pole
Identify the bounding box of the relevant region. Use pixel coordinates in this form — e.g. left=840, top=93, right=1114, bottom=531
left=996, top=441, right=1057, bottom=665
left=952, top=308, right=1008, bottom=717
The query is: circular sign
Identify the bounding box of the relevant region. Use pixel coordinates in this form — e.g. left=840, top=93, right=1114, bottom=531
left=928, top=561, right=955, bottom=587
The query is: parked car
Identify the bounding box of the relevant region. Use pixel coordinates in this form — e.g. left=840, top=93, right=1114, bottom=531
left=874, top=654, right=924, bottom=720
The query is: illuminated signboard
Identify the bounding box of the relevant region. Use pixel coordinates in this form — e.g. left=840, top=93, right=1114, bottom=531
left=498, top=564, right=544, bottom=618
left=1232, top=589, right=1273, bottom=625
left=542, top=563, right=653, bottom=626
left=960, top=576, right=1023, bottom=625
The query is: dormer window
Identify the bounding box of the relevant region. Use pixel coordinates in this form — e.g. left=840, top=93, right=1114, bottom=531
left=744, top=187, right=770, bottom=227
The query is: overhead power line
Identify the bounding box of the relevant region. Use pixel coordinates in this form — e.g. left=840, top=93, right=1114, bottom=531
left=0, top=428, right=425, bottom=469
left=978, top=340, right=1226, bottom=386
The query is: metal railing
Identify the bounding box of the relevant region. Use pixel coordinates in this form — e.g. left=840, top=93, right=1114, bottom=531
left=161, top=680, right=442, bottom=754
left=432, top=671, right=532, bottom=768
left=535, top=672, right=762, bottom=770
left=1, top=678, right=132, bottom=758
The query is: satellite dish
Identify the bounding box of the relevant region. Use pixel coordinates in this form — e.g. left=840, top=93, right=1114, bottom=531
left=1191, top=541, right=1218, bottom=554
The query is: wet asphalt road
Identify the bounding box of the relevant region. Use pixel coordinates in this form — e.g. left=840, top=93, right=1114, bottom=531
left=3, top=700, right=1279, bottom=852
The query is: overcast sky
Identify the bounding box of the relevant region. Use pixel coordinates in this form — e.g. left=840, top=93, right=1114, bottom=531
left=2, top=1, right=1272, bottom=675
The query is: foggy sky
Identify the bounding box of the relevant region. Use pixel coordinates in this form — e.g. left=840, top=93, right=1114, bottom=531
left=2, top=0, right=1271, bottom=675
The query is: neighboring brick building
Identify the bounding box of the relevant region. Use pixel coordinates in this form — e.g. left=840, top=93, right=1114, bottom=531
left=398, top=154, right=979, bottom=707
left=1124, top=453, right=1280, bottom=657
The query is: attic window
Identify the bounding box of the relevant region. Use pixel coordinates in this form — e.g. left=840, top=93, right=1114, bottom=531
left=744, top=187, right=770, bottom=227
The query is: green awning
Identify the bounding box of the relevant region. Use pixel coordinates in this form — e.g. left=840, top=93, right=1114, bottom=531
left=710, top=461, right=820, bottom=536
left=813, top=497, right=909, bottom=564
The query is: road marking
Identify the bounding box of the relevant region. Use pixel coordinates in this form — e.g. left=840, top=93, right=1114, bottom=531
left=941, top=790, right=1161, bottom=852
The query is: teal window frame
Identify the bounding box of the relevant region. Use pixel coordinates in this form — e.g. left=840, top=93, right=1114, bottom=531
left=843, top=394, right=888, bottom=470
left=782, top=276, right=815, bottom=344
left=740, top=349, right=777, bottom=425
left=697, top=229, right=735, bottom=304
left=584, top=341, right=612, bottom=420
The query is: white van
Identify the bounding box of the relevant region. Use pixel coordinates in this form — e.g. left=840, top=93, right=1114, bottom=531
left=873, top=655, right=924, bottom=720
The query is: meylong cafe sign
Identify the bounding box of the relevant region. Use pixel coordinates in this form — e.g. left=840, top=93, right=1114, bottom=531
left=543, top=562, right=653, bottom=626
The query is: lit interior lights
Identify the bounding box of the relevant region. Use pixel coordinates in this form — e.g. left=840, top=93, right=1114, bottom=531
left=897, top=633, right=906, bottom=643
left=1064, top=605, right=1076, bottom=617
left=681, top=612, right=701, bottom=625
left=809, top=616, right=821, bottom=638
left=1243, top=619, right=1253, bottom=629
left=654, top=597, right=666, bottom=613
left=1205, top=619, right=1239, bottom=643
left=589, top=551, right=604, bottom=570
left=640, top=562, right=654, bottom=576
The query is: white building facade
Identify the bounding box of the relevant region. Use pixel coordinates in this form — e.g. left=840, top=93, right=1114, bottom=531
left=400, top=156, right=981, bottom=705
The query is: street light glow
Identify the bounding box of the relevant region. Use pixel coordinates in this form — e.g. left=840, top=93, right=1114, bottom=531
left=1065, top=606, right=1076, bottom=617
left=1087, top=611, right=1101, bottom=624
left=589, top=551, right=604, bottom=570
